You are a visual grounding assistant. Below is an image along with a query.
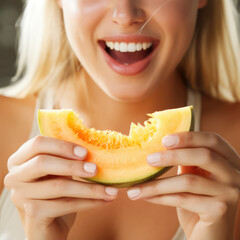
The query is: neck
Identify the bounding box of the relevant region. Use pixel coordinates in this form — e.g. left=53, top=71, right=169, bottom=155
left=56, top=68, right=187, bottom=135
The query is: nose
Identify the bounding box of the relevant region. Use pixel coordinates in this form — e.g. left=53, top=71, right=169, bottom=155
left=112, top=0, right=146, bottom=27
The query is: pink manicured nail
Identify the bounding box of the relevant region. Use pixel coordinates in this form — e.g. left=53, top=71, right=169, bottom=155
left=147, top=152, right=161, bottom=164
left=127, top=188, right=141, bottom=199
left=105, top=187, right=118, bottom=196
left=162, top=135, right=179, bottom=147
left=74, top=146, right=87, bottom=158
left=84, top=162, right=97, bottom=174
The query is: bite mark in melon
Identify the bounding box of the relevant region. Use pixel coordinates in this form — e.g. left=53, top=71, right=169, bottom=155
left=38, top=106, right=194, bottom=187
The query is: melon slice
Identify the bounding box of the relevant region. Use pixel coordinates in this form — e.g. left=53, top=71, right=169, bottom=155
left=38, top=106, right=194, bottom=187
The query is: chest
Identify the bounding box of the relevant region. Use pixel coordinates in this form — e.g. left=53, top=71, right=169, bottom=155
left=68, top=177, right=180, bottom=240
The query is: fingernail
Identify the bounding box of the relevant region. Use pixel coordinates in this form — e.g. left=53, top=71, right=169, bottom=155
left=127, top=188, right=141, bottom=199
left=74, top=146, right=87, bottom=158
left=84, top=162, right=97, bottom=174
left=105, top=187, right=118, bottom=196
left=147, top=152, right=161, bottom=165
left=162, top=135, right=179, bottom=147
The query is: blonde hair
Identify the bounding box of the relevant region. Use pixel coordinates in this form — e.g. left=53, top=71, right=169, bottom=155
left=179, top=0, right=240, bottom=102
left=1, top=0, right=240, bottom=102
left=0, top=0, right=80, bottom=97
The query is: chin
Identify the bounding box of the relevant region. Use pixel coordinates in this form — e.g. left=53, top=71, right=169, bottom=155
left=104, top=86, right=151, bottom=103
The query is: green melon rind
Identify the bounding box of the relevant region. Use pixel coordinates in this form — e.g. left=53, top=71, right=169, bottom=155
left=84, top=166, right=173, bottom=188
left=189, top=106, right=195, bottom=132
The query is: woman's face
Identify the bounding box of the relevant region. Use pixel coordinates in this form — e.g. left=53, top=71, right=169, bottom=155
left=59, top=0, right=207, bottom=102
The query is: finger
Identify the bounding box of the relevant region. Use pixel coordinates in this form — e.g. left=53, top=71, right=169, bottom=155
left=23, top=198, right=109, bottom=220
left=161, top=132, right=240, bottom=170
left=127, top=174, right=235, bottom=200
left=147, top=148, right=239, bottom=185
left=10, top=154, right=97, bottom=182
left=8, top=136, right=88, bottom=169
left=143, top=193, right=228, bottom=222
left=16, top=178, right=119, bottom=200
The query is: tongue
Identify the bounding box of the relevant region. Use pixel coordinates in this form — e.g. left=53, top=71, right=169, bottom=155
left=108, top=48, right=152, bottom=65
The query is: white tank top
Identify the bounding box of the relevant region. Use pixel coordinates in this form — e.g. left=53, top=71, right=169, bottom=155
left=0, top=87, right=201, bottom=240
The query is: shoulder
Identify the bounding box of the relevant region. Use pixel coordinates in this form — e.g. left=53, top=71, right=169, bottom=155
left=0, top=94, right=37, bottom=146
left=0, top=95, right=36, bottom=192
left=201, top=93, right=240, bottom=153
left=0, top=95, right=36, bottom=137
left=0, top=94, right=36, bottom=113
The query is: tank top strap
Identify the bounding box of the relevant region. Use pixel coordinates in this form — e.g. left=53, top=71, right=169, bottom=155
left=171, top=225, right=187, bottom=240
left=186, top=87, right=201, bottom=132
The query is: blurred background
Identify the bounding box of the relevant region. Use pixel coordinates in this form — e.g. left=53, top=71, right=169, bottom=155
left=0, top=0, right=22, bottom=87
left=0, top=1, right=240, bottom=88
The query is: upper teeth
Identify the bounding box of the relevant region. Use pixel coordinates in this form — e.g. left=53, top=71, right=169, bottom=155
left=105, top=42, right=152, bottom=52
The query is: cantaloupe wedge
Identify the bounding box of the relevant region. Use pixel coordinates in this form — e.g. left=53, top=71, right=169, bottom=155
left=38, top=106, right=194, bottom=187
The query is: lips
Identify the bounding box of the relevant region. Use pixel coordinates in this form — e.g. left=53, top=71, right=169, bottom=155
left=98, top=35, right=159, bottom=76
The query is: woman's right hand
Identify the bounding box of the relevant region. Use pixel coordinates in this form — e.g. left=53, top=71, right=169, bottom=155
left=4, top=136, right=118, bottom=240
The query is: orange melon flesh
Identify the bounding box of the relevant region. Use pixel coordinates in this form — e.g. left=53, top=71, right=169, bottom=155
left=38, top=106, right=194, bottom=187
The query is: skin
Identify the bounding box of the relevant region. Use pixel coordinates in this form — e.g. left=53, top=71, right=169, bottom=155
left=1, top=0, right=240, bottom=239
left=59, top=0, right=199, bottom=102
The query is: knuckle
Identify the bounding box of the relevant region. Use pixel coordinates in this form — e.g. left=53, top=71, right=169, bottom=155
left=4, top=169, right=21, bottom=189
left=31, top=136, right=44, bottom=150
left=32, top=155, right=46, bottom=171
left=52, top=178, right=68, bottom=193
left=4, top=173, right=12, bottom=189
left=58, top=141, right=72, bottom=155
left=63, top=198, right=81, bottom=212
left=214, top=200, right=228, bottom=217
left=63, top=197, right=76, bottom=210
left=150, top=183, right=159, bottom=195
left=182, top=175, right=197, bottom=190
left=184, top=132, right=194, bottom=145
left=167, top=150, right=177, bottom=163
left=89, top=184, right=99, bottom=194
left=24, top=201, right=38, bottom=218
left=227, top=187, right=240, bottom=203
left=208, top=132, right=220, bottom=147
left=10, top=189, right=17, bottom=204
left=201, top=148, right=214, bottom=165
left=32, top=155, right=43, bottom=167
left=175, top=193, right=188, bottom=206
left=88, top=184, right=104, bottom=197
left=10, top=189, right=22, bottom=207
left=7, top=154, right=15, bottom=171
left=69, top=161, right=81, bottom=176
left=63, top=197, right=72, bottom=205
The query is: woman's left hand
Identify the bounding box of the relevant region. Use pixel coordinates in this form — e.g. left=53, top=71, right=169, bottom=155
left=127, top=132, right=240, bottom=240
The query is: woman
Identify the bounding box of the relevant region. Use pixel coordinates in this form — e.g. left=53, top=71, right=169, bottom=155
left=0, top=0, right=240, bottom=239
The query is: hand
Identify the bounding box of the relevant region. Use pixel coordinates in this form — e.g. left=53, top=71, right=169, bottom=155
left=127, top=132, right=240, bottom=240
left=4, top=136, right=118, bottom=240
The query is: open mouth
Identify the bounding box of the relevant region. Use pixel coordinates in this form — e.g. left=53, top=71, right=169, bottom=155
left=98, top=36, right=159, bottom=75
left=99, top=40, right=155, bottom=65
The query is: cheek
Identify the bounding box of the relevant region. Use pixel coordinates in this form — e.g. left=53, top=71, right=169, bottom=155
left=61, top=0, right=107, bottom=41
left=160, top=0, right=198, bottom=43
left=150, top=0, right=198, bottom=72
